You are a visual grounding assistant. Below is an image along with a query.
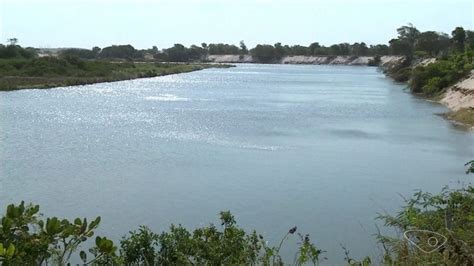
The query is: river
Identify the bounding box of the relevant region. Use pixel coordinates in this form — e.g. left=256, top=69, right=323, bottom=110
left=1, top=64, right=473, bottom=263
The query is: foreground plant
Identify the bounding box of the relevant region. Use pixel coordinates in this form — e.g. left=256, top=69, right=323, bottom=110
left=0, top=206, right=323, bottom=265
left=119, top=211, right=324, bottom=265
left=373, top=161, right=474, bottom=265
left=1, top=161, right=472, bottom=265
left=0, top=202, right=116, bottom=265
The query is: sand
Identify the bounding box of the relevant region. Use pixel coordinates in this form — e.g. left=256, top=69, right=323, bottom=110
left=441, top=70, right=474, bottom=111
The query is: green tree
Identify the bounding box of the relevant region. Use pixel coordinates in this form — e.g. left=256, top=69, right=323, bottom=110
left=415, top=31, right=450, bottom=56
left=6, top=38, right=18, bottom=46
left=466, top=31, right=474, bottom=50
left=165, top=44, right=189, bottom=62
left=250, top=44, right=276, bottom=63
left=351, top=42, right=369, bottom=56
left=188, top=45, right=207, bottom=61
left=389, top=38, right=412, bottom=56
left=309, top=42, right=321, bottom=55
left=208, top=43, right=240, bottom=55
left=369, top=44, right=389, bottom=56
left=397, top=23, right=420, bottom=47
left=274, top=42, right=286, bottom=59
left=239, top=40, right=248, bottom=54
left=99, top=44, right=142, bottom=59
left=452, top=26, right=466, bottom=52
left=91, top=46, right=101, bottom=56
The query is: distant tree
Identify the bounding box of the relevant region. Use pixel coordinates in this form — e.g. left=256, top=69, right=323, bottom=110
left=165, top=44, right=189, bottom=62
left=451, top=26, right=466, bottom=52
left=61, top=48, right=97, bottom=59
left=396, top=23, right=420, bottom=47
left=201, top=43, right=207, bottom=49
left=415, top=31, right=450, bottom=56
left=239, top=40, right=248, bottom=54
left=309, top=42, right=321, bottom=55
left=208, top=43, right=240, bottom=55
left=329, top=44, right=341, bottom=55
left=369, top=44, right=389, bottom=56
left=339, top=43, right=351, bottom=55
left=389, top=38, right=412, bottom=57
left=391, top=23, right=420, bottom=59
left=99, top=45, right=142, bottom=59
left=188, top=45, right=207, bottom=61
left=7, top=38, right=18, bottom=46
left=92, top=46, right=101, bottom=56
left=250, top=44, right=276, bottom=63
left=466, top=30, right=474, bottom=50
left=0, top=41, right=36, bottom=59
left=289, top=45, right=310, bottom=56
left=351, top=42, right=369, bottom=56
left=274, top=42, right=286, bottom=59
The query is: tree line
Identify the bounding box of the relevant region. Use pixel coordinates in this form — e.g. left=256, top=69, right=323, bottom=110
left=1, top=25, right=473, bottom=64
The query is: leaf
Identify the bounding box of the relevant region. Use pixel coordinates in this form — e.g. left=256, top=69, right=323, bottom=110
left=6, top=244, right=15, bottom=258
left=96, top=236, right=102, bottom=246
left=89, top=216, right=101, bottom=230
left=79, top=250, right=87, bottom=262
left=46, top=217, right=61, bottom=235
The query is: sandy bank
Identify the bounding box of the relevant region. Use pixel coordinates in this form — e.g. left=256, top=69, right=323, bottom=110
left=207, top=55, right=253, bottom=63
left=206, top=54, right=405, bottom=66
left=441, top=70, right=474, bottom=111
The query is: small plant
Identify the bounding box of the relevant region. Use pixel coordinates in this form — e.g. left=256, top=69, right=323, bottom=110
left=0, top=202, right=117, bottom=265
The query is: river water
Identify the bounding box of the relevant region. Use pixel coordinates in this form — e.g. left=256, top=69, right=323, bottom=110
left=1, top=64, right=473, bottom=263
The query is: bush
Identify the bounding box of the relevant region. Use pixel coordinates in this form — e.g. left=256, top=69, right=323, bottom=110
left=0, top=202, right=115, bottom=265
left=368, top=55, right=381, bottom=66
left=391, top=67, right=412, bottom=82
left=1, top=162, right=473, bottom=264
left=22, top=57, right=72, bottom=76
left=0, top=45, right=37, bottom=59
left=410, top=52, right=473, bottom=95
left=422, top=77, right=442, bottom=96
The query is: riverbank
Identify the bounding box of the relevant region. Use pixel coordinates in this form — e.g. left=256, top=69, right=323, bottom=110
left=440, top=70, right=474, bottom=127
left=0, top=59, right=233, bottom=91
left=380, top=55, right=474, bottom=128
left=207, top=54, right=405, bottom=66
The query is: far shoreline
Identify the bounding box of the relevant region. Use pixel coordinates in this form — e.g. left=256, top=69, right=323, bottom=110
left=0, top=62, right=233, bottom=92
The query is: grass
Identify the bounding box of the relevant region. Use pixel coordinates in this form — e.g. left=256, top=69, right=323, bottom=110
left=0, top=57, right=233, bottom=91
left=445, top=108, right=474, bottom=127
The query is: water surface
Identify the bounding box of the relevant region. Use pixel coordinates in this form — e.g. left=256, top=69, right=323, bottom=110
left=1, top=64, right=473, bottom=263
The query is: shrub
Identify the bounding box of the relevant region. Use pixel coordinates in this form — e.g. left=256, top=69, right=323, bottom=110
left=422, top=77, right=443, bottom=96
left=368, top=55, right=381, bottom=66
left=410, top=52, right=473, bottom=95
left=0, top=202, right=115, bottom=265
left=391, top=67, right=412, bottom=82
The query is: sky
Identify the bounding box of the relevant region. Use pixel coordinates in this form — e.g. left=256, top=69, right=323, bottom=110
left=0, top=0, right=473, bottom=49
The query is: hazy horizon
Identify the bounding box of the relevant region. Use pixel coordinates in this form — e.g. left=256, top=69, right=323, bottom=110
left=1, top=0, right=473, bottom=49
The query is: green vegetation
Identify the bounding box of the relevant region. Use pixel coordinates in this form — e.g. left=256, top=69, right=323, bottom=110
left=0, top=55, right=232, bottom=91
left=382, top=24, right=473, bottom=93
left=377, top=25, right=474, bottom=126
left=376, top=186, right=474, bottom=264
left=0, top=206, right=324, bottom=265
left=3, top=25, right=471, bottom=66
left=413, top=51, right=472, bottom=95
left=445, top=108, right=474, bottom=127
left=0, top=39, right=36, bottom=60
left=1, top=162, right=473, bottom=265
